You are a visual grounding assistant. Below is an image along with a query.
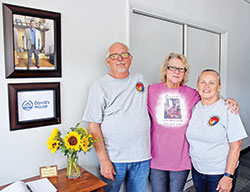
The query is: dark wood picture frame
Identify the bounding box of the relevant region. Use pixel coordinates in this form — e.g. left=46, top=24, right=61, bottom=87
left=8, top=82, right=61, bottom=131
left=3, top=3, right=61, bottom=78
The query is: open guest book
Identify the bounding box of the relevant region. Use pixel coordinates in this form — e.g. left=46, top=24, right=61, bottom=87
left=0, top=178, right=57, bottom=192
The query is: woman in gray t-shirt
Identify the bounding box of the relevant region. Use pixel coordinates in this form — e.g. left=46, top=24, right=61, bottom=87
left=186, top=69, right=247, bottom=192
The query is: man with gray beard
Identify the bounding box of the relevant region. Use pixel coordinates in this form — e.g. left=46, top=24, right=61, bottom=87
left=83, top=42, right=151, bottom=192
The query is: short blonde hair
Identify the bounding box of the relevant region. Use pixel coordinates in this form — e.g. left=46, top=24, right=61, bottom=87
left=160, top=53, right=190, bottom=86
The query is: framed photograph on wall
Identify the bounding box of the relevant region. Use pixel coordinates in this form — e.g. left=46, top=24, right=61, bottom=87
left=2, top=3, right=61, bottom=78
left=8, top=82, right=61, bottom=131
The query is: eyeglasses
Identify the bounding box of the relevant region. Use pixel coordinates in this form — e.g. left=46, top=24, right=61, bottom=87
left=108, top=52, right=131, bottom=60
left=167, top=66, right=186, bottom=73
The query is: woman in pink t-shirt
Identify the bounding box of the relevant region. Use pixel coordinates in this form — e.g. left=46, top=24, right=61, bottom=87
left=148, top=53, right=238, bottom=192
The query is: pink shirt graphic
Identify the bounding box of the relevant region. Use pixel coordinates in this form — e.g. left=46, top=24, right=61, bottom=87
left=148, top=83, right=200, bottom=171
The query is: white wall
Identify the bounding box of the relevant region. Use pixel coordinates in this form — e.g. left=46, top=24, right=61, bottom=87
left=130, top=0, right=250, bottom=148
left=0, top=0, right=250, bottom=187
left=0, top=0, right=129, bottom=185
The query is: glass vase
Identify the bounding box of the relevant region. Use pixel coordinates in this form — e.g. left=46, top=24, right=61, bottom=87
left=66, top=153, right=80, bottom=179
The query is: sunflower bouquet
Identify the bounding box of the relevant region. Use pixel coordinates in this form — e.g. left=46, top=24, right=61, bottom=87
left=47, top=123, right=94, bottom=179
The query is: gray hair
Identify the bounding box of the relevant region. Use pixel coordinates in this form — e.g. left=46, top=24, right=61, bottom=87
left=197, top=69, right=221, bottom=85
left=106, top=42, right=131, bottom=58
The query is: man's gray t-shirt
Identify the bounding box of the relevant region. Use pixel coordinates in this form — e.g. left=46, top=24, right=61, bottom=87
left=186, top=99, right=248, bottom=174
left=83, top=73, right=151, bottom=163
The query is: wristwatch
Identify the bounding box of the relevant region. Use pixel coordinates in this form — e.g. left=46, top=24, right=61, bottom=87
left=224, top=172, right=234, bottom=178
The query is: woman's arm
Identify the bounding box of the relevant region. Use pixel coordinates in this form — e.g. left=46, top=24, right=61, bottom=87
left=216, top=140, right=242, bottom=192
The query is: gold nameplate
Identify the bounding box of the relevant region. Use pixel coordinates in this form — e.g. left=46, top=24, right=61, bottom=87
left=40, top=165, right=58, bottom=178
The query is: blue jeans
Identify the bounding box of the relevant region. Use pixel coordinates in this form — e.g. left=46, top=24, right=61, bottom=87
left=150, top=168, right=190, bottom=192
left=100, top=160, right=150, bottom=192
left=192, top=167, right=239, bottom=192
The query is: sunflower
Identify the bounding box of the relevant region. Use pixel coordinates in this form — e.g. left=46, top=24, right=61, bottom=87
left=47, top=124, right=96, bottom=159
left=47, top=138, right=60, bottom=154
left=76, top=127, right=88, bottom=137
left=80, top=135, right=94, bottom=152
left=48, top=128, right=59, bottom=141
left=87, top=135, right=94, bottom=148
left=80, top=136, right=90, bottom=152
left=51, top=128, right=59, bottom=138
left=64, top=131, right=81, bottom=151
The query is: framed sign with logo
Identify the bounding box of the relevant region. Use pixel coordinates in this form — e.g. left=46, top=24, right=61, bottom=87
left=8, top=82, right=61, bottom=131
left=3, top=3, right=61, bottom=78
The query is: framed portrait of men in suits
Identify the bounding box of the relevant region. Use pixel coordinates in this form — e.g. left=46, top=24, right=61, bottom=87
left=3, top=3, right=61, bottom=78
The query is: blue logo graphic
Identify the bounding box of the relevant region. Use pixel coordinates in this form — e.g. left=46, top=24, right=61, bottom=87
left=22, top=100, right=33, bottom=111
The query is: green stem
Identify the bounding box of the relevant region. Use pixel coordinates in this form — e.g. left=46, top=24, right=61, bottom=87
left=67, top=153, right=80, bottom=179
left=73, top=161, right=80, bottom=175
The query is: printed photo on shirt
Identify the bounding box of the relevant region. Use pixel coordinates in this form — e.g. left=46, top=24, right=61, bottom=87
left=155, top=93, right=187, bottom=127
left=164, top=97, right=182, bottom=119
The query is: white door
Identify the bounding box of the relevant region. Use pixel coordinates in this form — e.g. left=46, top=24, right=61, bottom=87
left=131, top=10, right=222, bottom=190
left=131, top=12, right=183, bottom=85
left=186, top=26, right=220, bottom=89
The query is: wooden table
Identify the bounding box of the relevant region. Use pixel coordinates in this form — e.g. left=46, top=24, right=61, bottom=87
left=0, top=167, right=107, bottom=192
